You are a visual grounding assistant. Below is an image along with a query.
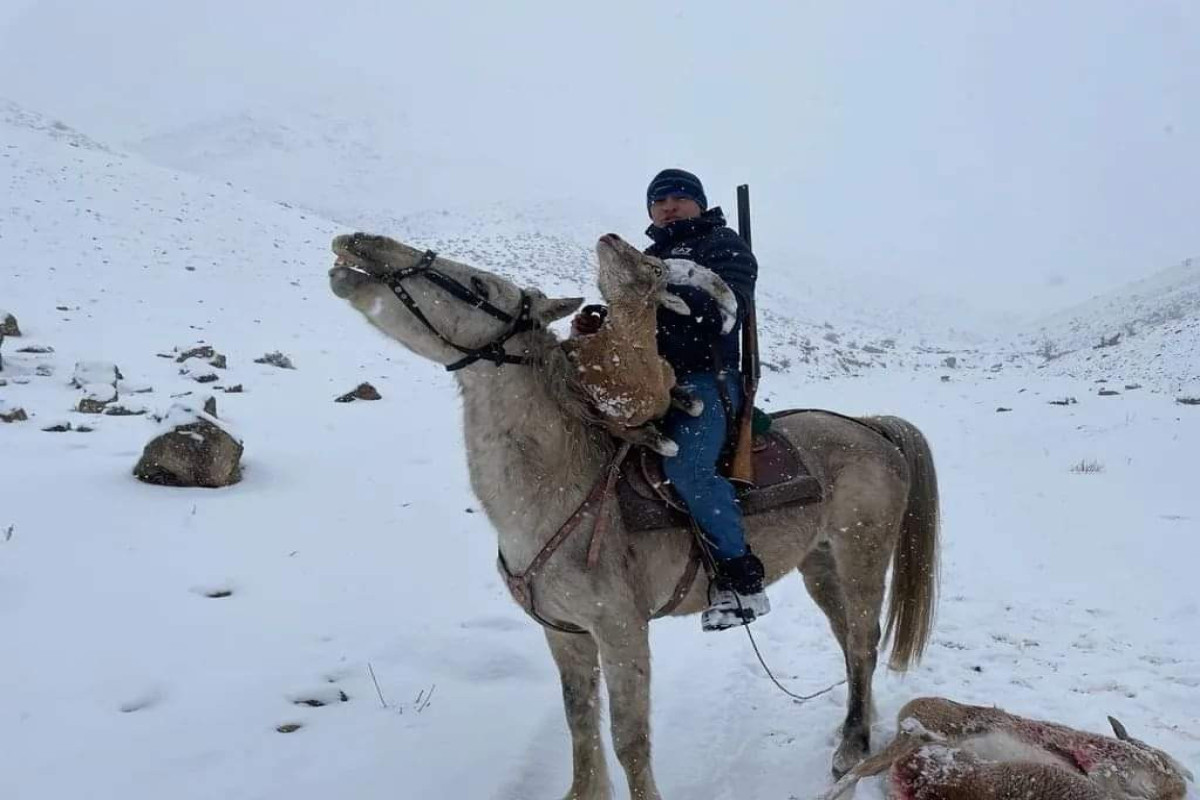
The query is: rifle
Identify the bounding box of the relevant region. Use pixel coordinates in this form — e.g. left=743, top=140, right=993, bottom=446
left=728, top=184, right=760, bottom=486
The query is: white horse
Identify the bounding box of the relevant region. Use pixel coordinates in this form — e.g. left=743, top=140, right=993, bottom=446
left=329, top=232, right=941, bottom=799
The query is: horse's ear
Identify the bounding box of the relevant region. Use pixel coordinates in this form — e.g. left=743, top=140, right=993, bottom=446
left=532, top=295, right=584, bottom=323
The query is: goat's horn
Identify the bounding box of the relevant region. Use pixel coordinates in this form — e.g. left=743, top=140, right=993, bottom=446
left=658, top=291, right=691, bottom=316
left=1108, top=716, right=1130, bottom=741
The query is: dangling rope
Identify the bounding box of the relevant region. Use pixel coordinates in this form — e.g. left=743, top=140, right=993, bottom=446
left=741, top=615, right=847, bottom=704
left=694, top=523, right=847, bottom=704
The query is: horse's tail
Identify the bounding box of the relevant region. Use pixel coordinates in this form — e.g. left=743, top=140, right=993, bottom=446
left=863, top=415, right=940, bottom=672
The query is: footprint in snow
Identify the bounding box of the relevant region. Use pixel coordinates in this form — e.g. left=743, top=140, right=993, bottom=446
left=118, top=686, right=164, bottom=713
left=1071, top=680, right=1137, bottom=698
left=288, top=685, right=349, bottom=708
left=459, top=615, right=527, bottom=633
left=189, top=583, right=235, bottom=599
left=1140, top=654, right=1181, bottom=666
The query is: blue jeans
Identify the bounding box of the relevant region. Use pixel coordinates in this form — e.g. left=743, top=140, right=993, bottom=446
left=661, top=371, right=747, bottom=561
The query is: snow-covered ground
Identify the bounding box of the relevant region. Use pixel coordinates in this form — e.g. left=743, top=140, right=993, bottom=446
left=2, top=103, right=1198, bottom=800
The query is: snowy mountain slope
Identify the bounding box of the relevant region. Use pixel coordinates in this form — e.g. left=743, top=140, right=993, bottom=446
left=1036, top=256, right=1200, bottom=347
left=2, top=102, right=1198, bottom=800
left=129, top=105, right=982, bottom=374
left=3, top=98, right=112, bottom=153
left=1012, top=256, right=1200, bottom=394
left=359, top=204, right=960, bottom=381
left=1, top=100, right=561, bottom=798
left=133, top=106, right=466, bottom=227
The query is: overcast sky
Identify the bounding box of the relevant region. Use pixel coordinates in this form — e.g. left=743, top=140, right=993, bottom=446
left=2, top=1, right=1196, bottom=315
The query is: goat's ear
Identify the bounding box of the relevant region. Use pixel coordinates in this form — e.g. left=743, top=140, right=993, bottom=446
left=1108, top=716, right=1130, bottom=741
left=531, top=294, right=584, bottom=324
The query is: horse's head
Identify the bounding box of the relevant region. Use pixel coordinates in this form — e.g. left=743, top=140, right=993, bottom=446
left=329, top=232, right=582, bottom=370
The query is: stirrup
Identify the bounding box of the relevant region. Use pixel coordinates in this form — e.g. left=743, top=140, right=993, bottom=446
left=701, top=587, right=770, bottom=632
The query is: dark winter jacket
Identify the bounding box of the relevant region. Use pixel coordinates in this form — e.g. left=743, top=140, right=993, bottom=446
left=644, top=207, right=757, bottom=376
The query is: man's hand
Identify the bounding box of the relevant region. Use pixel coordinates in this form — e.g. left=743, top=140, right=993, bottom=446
left=571, top=304, right=608, bottom=336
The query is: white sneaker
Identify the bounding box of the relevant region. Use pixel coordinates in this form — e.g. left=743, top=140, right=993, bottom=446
left=701, top=587, right=771, bottom=632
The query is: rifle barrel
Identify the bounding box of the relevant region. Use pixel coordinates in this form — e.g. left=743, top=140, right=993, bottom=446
left=736, top=184, right=753, bottom=251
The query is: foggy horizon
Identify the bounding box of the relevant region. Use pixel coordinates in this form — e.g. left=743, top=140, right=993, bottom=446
left=2, top=1, right=1196, bottom=318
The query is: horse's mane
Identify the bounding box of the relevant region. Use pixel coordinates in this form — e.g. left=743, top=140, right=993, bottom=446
left=527, top=328, right=617, bottom=470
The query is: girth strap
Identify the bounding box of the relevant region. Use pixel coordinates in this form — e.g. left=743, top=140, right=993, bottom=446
left=499, top=443, right=701, bottom=634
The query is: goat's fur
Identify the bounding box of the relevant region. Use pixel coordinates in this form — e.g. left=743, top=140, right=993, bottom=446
left=819, top=696, right=1193, bottom=800
left=561, top=234, right=685, bottom=455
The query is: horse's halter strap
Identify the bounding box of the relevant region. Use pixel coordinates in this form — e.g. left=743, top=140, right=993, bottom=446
left=382, top=250, right=538, bottom=371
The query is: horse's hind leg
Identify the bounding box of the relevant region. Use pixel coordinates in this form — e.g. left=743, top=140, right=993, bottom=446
left=799, top=541, right=849, bottom=653
left=798, top=540, right=875, bottom=777
left=826, top=525, right=892, bottom=777
left=544, top=629, right=612, bottom=800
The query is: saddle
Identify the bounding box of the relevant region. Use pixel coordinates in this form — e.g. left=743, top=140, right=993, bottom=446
left=616, top=411, right=825, bottom=532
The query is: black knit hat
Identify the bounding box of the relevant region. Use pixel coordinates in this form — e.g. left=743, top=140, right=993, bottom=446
left=646, top=168, right=707, bottom=213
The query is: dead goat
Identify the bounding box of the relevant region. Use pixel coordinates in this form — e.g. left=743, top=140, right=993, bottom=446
left=562, top=233, right=736, bottom=456
left=819, top=696, right=1193, bottom=800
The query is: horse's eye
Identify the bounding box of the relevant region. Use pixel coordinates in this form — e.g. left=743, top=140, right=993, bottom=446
left=471, top=277, right=490, bottom=298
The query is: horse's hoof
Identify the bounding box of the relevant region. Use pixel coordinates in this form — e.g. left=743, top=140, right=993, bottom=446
left=832, top=739, right=868, bottom=779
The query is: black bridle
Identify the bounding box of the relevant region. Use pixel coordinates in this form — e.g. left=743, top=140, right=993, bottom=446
left=377, top=250, right=538, bottom=371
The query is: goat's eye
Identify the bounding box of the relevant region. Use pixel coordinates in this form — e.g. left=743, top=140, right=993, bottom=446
left=652, top=265, right=664, bottom=277
left=471, top=277, right=490, bottom=298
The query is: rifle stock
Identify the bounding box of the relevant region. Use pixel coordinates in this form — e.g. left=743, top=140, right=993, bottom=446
left=729, top=184, right=759, bottom=487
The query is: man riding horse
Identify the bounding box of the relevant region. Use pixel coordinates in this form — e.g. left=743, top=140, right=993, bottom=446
left=574, top=168, right=767, bottom=631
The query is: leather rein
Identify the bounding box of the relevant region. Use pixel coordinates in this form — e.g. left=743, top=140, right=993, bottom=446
left=380, top=249, right=538, bottom=372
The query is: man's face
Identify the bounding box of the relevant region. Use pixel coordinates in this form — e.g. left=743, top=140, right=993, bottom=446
left=649, top=194, right=703, bottom=228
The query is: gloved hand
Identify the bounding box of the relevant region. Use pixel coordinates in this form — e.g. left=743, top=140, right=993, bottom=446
left=570, top=304, right=608, bottom=336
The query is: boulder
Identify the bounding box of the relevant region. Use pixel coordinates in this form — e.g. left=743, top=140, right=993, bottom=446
left=254, top=351, right=295, bottom=369
left=0, top=311, right=19, bottom=336
left=72, top=361, right=122, bottom=387
left=335, top=382, right=382, bottom=402
left=77, top=382, right=118, bottom=413
left=103, top=404, right=147, bottom=417
left=133, top=403, right=243, bottom=488
left=175, top=345, right=214, bottom=363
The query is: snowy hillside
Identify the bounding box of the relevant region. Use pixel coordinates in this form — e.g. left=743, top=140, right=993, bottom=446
left=1036, top=256, right=1200, bottom=348
left=2, top=102, right=1198, bottom=800
left=1011, top=257, right=1200, bottom=395
left=2, top=98, right=112, bottom=153
left=128, top=103, right=979, bottom=378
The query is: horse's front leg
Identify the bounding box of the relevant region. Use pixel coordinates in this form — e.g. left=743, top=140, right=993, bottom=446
left=545, top=629, right=612, bottom=800
left=596, top=621, right=661, bottom=800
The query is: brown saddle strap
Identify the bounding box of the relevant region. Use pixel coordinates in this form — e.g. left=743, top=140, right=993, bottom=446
left=651, top=538, right=703, bottom=619
left=499, top=442, right=701, bottom=634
